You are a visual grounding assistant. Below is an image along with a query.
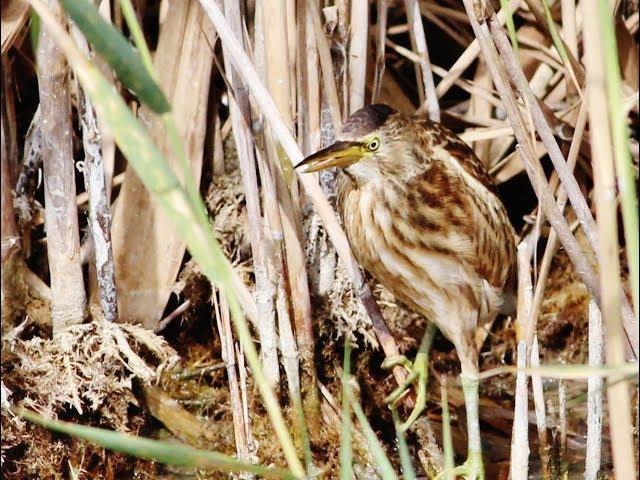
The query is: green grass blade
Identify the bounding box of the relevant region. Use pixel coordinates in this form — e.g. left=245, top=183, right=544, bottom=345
left=29, top=10, right=40, bottom=53
left=58, top=0, right=170, bottom=113
left=339, top=342, right=353, bottom=480
left=598, top=0, right=640, bottom=317
left=499, top=0, right=518, bottom=54
left=346, top=389, right=399, bottom=480
left=540, top=0, right=569, bottom=65
left=17, top=408, right=296, bottom=479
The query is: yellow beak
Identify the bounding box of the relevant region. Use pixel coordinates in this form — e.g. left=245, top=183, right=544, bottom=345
left=294, top=141, right=365, bottom=173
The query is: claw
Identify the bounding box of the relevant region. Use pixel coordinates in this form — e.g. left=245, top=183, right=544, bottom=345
left=381, top=354, right=413, bottom=372
left=382, top=351, right=429, bottom=431
left=382, top=323, right=437, bottom=431
left=434, top=450, right=484, bottom=480
left=398, top=352, right=428, bottom=431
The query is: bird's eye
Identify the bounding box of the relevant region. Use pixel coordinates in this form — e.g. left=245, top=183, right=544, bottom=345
left=367, top=138, right=380, bottom=151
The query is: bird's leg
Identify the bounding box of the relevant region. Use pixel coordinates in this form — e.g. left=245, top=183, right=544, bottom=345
left=436, top=368, right=484, bottom=480
left=381, top=322, right=437, bottom=431
left=459, top=373, right=484, bottom=479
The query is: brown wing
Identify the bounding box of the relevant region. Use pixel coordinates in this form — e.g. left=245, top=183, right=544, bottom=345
left=416, top=119, right=498, bottom=195
left=407, top=133, right=516, bottom=291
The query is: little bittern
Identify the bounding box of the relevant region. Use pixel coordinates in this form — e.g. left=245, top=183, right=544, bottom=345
left=296, top=104, right=516, bottom=479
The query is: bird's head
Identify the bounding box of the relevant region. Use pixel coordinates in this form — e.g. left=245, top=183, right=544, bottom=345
left=295, top=104, right=417, bottom=184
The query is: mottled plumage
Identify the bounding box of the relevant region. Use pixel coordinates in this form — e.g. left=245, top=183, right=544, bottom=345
left=336, top=109, right=515, bottom=360
left=296, top=104, right=517, bottom=479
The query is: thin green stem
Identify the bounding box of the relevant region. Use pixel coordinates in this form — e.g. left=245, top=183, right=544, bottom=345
left=598, top=0, right=639, bottom=317
left=117, top=0, right=154, bottom=74
left=499, top=0, right=518, bottom=54
left=346, top=388, right=399, bottom=480
left=440, top=381, right=454, bottom=480
left=541, top=0, right=580, bottom=94
left=391, top=406, right=416, bottom=480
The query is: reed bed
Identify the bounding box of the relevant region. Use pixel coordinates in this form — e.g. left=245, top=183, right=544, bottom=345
left=1, top=0, right=638, bottom=478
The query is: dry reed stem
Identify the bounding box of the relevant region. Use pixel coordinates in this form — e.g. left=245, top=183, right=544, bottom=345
left=405, top=0, right=439, bottom=121
left=215, top=292, right=252, bottom=465
left=585, top=299, right=604, bottom=480
left=69, top=25, right=118, bottom=324
left=110, top=1, right=213, bottom=329
left=530, top=336, right=550, bottom=478
left=309, top=2, right=342, bottom=129
left=303, top=3, right=321, bottom=154
left=560, top=0, right=578, bottom=101
left=509, top=341, right=529, bottom=480
left=220, top=0, right=280, bottom=391
left=583, top=1, right=637, bottom=475
left=525, top=103, right=588, bottom=347
left=372, top=0, right=388, bottom=103
left=558, top=377, right=568, bottom=476
left=37, top=0, right=86, bottom=332
left=261, top=0, right=321, bottom=432
left=509, top=242, right=532, bottom=479
left=348, top=0, right=368, bottom=113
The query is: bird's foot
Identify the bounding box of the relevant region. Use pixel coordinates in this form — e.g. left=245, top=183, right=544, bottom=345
left=434, top=450, right=484, bottom=480
left=381, top=350, right=429, bottom=432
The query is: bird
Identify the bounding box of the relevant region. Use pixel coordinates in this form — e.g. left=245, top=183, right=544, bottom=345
left=295, top=104, right=516, bottom=479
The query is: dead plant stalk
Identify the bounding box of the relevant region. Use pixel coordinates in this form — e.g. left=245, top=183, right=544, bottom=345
left=37, top=0, right=87, bottom=332
left=219, top=0, right=280, bottom=391
left=349, top=0, right=368, bottom=113
left=405, top=0, right=439, bottom=120
left=69, top=24, right=118, bottom=323
left=583, top=1, right=637, bottom=475
left=261, top=0, right=321, bottom=430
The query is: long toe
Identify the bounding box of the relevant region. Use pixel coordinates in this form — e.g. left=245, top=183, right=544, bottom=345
left=398, top=352, right=429, bottom=431
left=434, top=453, right=484, bottom=480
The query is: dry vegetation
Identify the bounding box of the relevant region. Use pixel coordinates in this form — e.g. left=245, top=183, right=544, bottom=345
left=1, top=0, right=639, bottom=479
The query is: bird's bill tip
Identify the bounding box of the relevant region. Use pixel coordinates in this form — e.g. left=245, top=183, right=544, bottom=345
left=294, top=141, right=364, bottom=173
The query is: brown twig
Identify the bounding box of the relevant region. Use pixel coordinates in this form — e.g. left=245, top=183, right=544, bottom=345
left=214, top=292, right=252, bottom=465
left=530, top=336, right=550, bottom=478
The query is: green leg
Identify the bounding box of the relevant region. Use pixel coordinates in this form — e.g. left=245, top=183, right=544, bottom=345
left=435, top=374, right=484, bottom=480
left=382, top=322, right=437, bottom=432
